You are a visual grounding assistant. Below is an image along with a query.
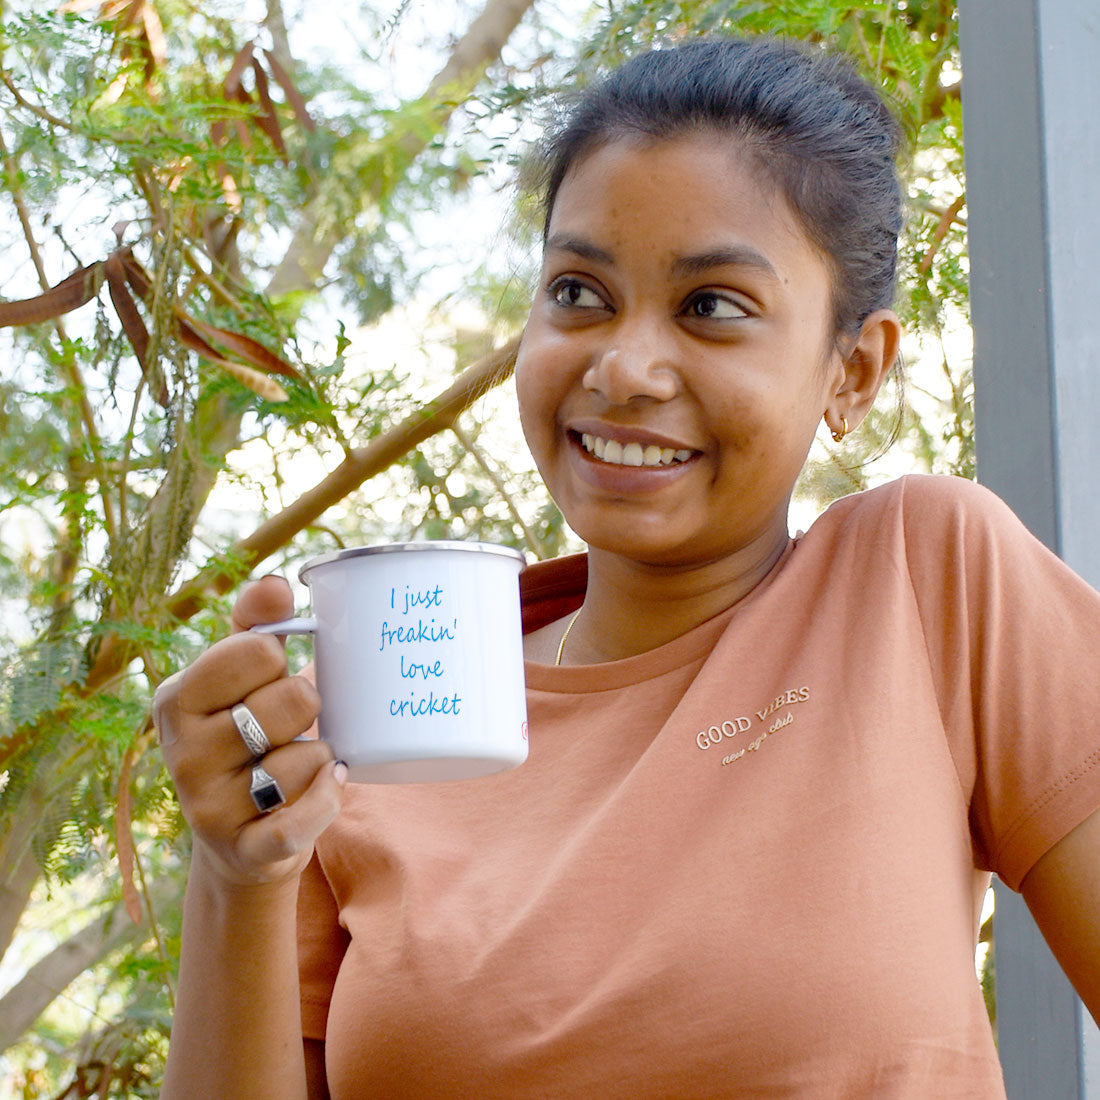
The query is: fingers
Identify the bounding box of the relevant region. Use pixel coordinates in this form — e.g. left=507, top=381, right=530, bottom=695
left=154, top=632, right=308, bottom=753
left=168, top=673, right=322, bottom=785
left=187, top=758, right=347, bottom=887
left=155, top=577, right=303, bottom=748
left=177, top=736, right=343, bottom=887
left=156, top=573, right=338, bottom=888
left=177, top=631, right=288, bottom=716
left=186, top=737, right=332, bottom=835
left=239, top=674, right=321, bottom=746
left=152, top=670, right=186, bottom=746
left=232, top=574, right=295, bottom=634
left=236, top=758, right=348, bottom=873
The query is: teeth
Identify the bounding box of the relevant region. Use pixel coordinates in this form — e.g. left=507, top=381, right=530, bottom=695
left=582, top=433, right=599, bottom=458
left=579, top=434, right=693, bottom=467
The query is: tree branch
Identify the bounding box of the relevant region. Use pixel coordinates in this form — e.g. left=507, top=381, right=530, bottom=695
left=0, top=70, right=73, bottom=131
left=450, top=420, right=547, bottom=557
left=0, top=878, right=182, bottom=1053
left=82, top=335, right=519, bottom=693
left=0, top=846, right=41, bottom=967
left=918, top=192, right=965, bottom=274
left=167, top=336, right=519, bottom=616
left=265, top=0, right=537, bottom=298
left=263, top=0, right=294, bottom=76
left=0, top=124, right=119, bottom=550
left=425, top=0, right=537, bottom=96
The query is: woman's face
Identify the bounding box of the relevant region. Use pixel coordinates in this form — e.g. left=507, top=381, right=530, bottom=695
left=516, top=132, right=847, bottom=570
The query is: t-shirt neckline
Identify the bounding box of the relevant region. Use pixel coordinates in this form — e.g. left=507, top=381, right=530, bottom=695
left=523, top=537, right=797, bottom=694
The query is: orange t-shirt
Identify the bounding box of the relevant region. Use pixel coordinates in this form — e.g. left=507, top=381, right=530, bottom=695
left=298, top=476, right=1100, bottom=1098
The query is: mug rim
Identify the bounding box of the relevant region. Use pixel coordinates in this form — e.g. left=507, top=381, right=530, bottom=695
left=298, top=540, right=526, bottom=582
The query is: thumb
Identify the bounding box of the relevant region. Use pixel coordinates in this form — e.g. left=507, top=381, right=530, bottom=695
left=232, top=574, right=295, bottom=636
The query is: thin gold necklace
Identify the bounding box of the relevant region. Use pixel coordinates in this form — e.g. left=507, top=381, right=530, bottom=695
left=554, top=609, right=582, bottom=666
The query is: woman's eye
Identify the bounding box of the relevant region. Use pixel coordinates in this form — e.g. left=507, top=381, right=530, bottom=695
left=685, top=292, right=747, bottom=320
left=551, top=279, right=604, bottom=309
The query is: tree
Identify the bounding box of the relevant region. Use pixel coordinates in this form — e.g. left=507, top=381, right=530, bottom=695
left=0, top=1, right=549, bottom=1091
left=0, top=1, right=971, bottom=1093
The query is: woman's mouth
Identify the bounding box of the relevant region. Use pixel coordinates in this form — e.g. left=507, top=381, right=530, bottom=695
left=579, top=433, right=694, bottom=468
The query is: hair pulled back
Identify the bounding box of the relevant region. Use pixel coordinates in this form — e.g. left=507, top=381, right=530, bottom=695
left=537, top=37, right=904, bottom=337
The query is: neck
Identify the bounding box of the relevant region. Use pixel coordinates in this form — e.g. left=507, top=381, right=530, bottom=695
left=565, top=525, right=791, bottom=664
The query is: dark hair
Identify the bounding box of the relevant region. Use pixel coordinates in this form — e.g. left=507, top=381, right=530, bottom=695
left=536, top=37, right=904, bottom=338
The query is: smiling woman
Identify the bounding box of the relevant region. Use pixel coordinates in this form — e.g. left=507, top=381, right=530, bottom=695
left=516, top=134, right=899, bottom=632
left=156, top=36, right=1100, bottom=1100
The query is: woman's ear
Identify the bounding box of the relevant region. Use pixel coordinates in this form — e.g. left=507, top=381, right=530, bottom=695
left=826, top=309, right=903, bottom=433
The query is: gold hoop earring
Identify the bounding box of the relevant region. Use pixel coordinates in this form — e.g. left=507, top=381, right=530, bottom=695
left=830, top=416, right=848, bottom=443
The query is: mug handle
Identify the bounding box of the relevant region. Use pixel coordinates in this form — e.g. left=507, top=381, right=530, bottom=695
left=251, top=619, right=320, bottom=744
left=251, top=617, right=318, bottom=635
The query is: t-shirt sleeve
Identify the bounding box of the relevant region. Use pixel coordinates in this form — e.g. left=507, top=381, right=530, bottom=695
left=899, top=475, right=1100, bottom=891
left=297, top=850, right=350, bottom=1039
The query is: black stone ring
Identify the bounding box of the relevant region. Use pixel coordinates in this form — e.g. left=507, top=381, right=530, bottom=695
left=249, top=763, right=286, bottom=814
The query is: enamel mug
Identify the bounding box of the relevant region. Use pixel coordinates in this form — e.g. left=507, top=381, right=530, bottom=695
left=256, top=542, right=528, bottom=783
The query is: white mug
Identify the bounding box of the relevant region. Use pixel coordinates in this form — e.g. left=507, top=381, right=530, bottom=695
left=256, top=542, right=528, bottom=783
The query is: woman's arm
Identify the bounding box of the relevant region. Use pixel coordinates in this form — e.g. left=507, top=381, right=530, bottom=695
left=157, top=577, right=346, bottom=1099
left=1020, top=807, right=1100, bottom=1023
left=162, top=846, right=313, bottom=1099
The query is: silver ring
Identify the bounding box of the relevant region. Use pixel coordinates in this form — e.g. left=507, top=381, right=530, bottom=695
left=249, top=764, right=285, bottom=814
left=231, top=703, right=272, bottom=756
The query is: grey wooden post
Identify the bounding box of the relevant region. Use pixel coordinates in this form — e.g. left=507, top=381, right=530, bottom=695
left=957, top=1, right=1100, bottom=1097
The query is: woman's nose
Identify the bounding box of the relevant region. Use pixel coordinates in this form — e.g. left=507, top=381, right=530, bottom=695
left=581, top=320, right=680, bottom=405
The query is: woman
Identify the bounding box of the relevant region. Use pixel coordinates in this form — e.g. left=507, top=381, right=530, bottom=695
left=156, top=37, right=1100, bottom=1098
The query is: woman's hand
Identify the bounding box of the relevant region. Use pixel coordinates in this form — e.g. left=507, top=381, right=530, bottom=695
left=154, top=575, right=346, bottom=888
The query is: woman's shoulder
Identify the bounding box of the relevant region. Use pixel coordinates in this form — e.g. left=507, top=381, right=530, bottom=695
left=811, top=475, right=1097, bottom=613
left=801, top=474, right=1056, bottom=592
left=815, top=474, right=1020, bottom=542
left=825, top=472, right=1001, bottom=512
left=519, top=552, right=587, bottom=633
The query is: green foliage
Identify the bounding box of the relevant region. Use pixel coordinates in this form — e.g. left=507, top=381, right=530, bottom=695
left=0, top=1, right=563, bottom=1086
left=2, top=638, right=86, bottom=731
left=7, top=1003, right=171, bottom=1099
